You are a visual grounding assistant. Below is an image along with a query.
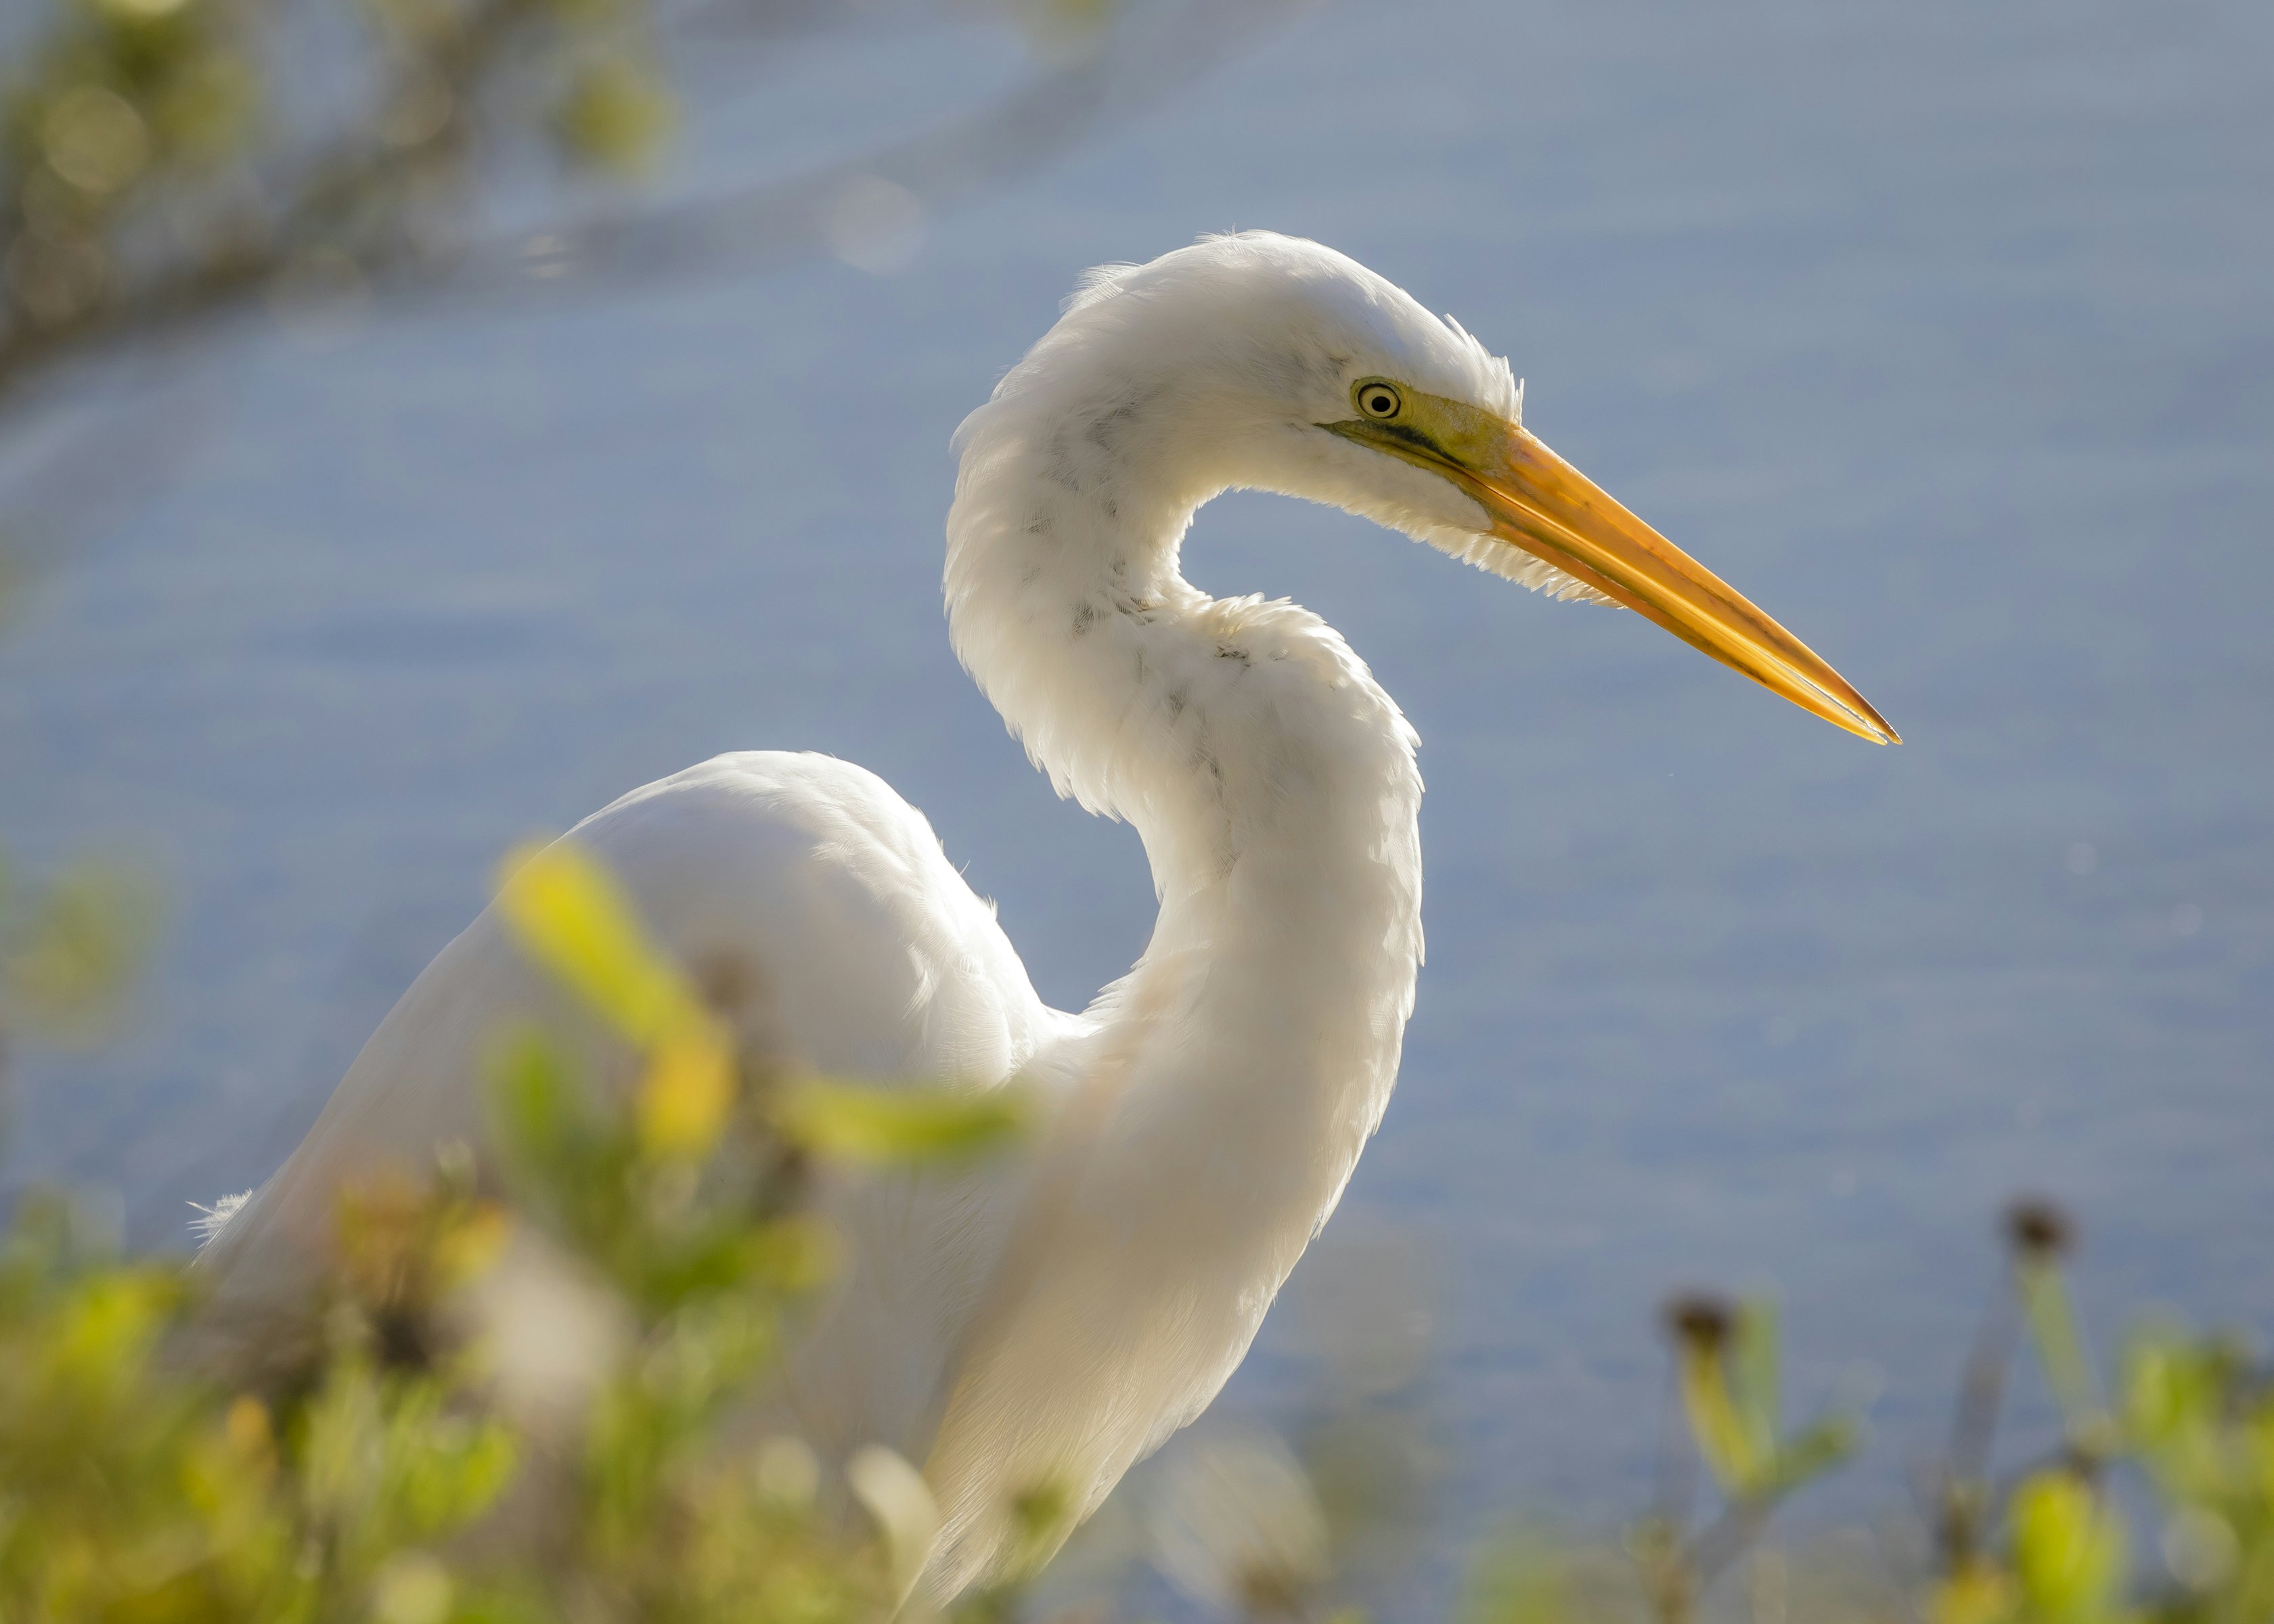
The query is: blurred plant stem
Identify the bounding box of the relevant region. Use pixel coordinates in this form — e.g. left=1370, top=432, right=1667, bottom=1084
left=1624, top=1294, right=1860, bottom=1624
left=1444, top=1194, right=2273, bottom=1624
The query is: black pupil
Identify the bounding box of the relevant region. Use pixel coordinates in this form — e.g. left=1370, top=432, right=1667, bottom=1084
left=1368, top=392, right=1391, bottom=413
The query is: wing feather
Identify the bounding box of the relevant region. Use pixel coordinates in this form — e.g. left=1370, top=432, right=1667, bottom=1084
left=195, top=752, right=1061, bottom=1414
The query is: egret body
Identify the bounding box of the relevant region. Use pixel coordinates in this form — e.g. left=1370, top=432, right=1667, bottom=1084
left=198, top=233, right=1893, bottom=1601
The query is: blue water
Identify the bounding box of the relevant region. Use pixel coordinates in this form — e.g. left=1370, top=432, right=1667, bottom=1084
left=3, top=0, right=2269, bottom=1587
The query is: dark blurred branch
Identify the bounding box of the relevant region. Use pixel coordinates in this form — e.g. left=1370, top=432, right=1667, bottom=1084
left=439, top=0, right=1306, bottom=299
left=0, top=0, right=1301, bottom=427
left=13, top=0, right=606, bottom=405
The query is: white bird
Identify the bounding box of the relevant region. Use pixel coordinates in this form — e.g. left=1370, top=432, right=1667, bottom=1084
left=196, top=232, right=1894, bottom=1600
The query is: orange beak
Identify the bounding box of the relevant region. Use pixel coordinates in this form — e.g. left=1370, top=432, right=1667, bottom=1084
left=1331, top=391, right=1898, bottom=745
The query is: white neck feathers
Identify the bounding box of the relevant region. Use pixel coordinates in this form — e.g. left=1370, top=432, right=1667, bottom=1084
left=924, top=362, right=1426, bottom=1592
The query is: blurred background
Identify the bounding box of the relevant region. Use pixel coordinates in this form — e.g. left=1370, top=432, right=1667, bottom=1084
left=1, top=0, right=2269, bottom=1601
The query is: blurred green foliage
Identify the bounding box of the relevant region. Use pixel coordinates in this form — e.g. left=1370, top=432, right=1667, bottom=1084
left=0, top=836, right=1044, bottom=1622
left=1611, top=1292, right=1863, bottom=1623
left=0, top=847, right=158, bottom=1052
left=0, top=0, right=1165, bottom=412
left=1459, top=1203, right=2274, bottom=1624
left=2, top=839, right=2269, bottom=1624
left=0, top=0, right=681, bottom=402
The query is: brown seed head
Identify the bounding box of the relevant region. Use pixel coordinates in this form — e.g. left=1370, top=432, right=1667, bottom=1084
left=1664, top=1293, right=1735, bottom=1351
left=2005, top=1198, right=2074, bottom=1260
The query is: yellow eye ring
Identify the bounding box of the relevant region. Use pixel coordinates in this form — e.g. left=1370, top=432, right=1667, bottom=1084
left=1355, top=381, right=1402, bottom=420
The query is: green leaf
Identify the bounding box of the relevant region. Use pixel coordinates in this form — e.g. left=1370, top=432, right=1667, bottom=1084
left=1674, top=1341, right=1759, bottom=1494
left=633, top=1029, right=735, bottom=1159
left=1, top=858, right=159, bottom=1041
left=776, top=1079, right=1029, bottom=1164
left=1765, top=1414, right=1858, bottom=1497
left=552, top=57, right=675, bottom=177
left=485, top=1029, right=584, bottom=1177
left=1461, top=1529, right=1580, bottom=1624
left=493, top=840, right=706, bottom=1048
left=1733, top=1297, right=1781, bottom=1469
left=2010, top=1470, right=2125, bottom=1623
left=2017, top=1260, right=2112, bottom=1455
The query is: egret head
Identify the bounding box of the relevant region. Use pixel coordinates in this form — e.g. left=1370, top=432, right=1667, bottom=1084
left=1004, top=231, right=1896, bottom=745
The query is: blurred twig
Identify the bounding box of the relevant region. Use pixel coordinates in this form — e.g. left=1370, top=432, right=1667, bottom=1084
left=439, top=0, right=1308, bottom=298
left=0, top=0, right=1302, bottom=422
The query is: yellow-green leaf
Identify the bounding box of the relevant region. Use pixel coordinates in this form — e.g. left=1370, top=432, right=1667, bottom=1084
left=2011, top=1470, right=2124, bottom=1621
left=2, top=859, right=159, bottom=1041
left=1675, top=1342, right=1760, bottom=1494
left=494, top=840, right=703, bottom=1047
left=554, top=57, right=675, bottom=177
left=775, top=1079, right=1028, bottom=1164
left=636, top=1030, right=735, bottom=1158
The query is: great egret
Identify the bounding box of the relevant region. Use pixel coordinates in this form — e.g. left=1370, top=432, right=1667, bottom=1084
left=197, top=232, right=1894, bottom=1600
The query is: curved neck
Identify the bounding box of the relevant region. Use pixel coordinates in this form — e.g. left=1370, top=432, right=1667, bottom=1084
left=926, top=394, right=1425, bottom=1589
left=945, top=393, right=1425, bottom=1008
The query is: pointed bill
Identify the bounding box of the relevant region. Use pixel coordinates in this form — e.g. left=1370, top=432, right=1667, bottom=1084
left=1330, top=391, right=1899, bottom=745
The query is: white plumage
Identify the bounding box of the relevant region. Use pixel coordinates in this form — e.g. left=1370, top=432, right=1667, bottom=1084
left=197, top=232, right=1892, bottom=1602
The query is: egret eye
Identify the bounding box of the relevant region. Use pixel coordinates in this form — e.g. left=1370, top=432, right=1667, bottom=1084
left=1356, top=382, right=1402, bottom=420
